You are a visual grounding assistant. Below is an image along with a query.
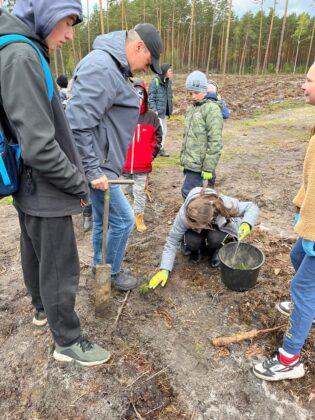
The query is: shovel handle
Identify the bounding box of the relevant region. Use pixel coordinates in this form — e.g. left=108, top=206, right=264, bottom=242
left=108, top=179, right=134, bottom=185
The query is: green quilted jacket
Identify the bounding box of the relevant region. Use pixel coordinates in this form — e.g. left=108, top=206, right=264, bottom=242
left=180, top=99, right=223, bottom=173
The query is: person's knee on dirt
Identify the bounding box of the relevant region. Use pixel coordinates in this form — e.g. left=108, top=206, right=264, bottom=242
left=254, top=63, right=315, bottom=382
left=148, top=63, right=173, bottom=157
left=3, top=0, right=110, bottom=366
left=123, top=80, right=162, bottom=233
left=66, top=25, right=162, bottom=290
left=180, top=71, right=223, bottom=200
left=184, top=229, right=206, bottom=264
left=149, top=186, right=259, bottom=289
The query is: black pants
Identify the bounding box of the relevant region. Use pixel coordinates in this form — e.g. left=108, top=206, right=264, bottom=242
left=181, top=169, right=216, bottom=200
left=184, top=228, right=228, bottom=252
left=17, top=209, right=80, bottom=346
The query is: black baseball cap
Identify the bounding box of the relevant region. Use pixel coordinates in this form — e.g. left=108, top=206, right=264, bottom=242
left=134, top=23, right=163, bottom=74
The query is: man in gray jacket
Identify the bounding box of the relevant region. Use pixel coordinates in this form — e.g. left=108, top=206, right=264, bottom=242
left=0, top=0, right=110, bottom=366
left=66, top=24, right=162, bottom=291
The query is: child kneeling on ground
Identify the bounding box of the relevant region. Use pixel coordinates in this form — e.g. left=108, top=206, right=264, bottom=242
left=149, top=187, right=259, bottom=289
left=123, top=80, right=162, bottom=232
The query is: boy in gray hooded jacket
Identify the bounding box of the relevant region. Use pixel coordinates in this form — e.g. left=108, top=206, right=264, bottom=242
left=0, top=0, right=110, bottom=366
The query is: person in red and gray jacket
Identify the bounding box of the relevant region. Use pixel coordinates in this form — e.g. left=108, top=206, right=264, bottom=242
left=123, top=80, right=162, bottom=232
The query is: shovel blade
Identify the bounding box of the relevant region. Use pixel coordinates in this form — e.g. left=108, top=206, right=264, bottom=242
left=95, top=264, right=111, bottom=318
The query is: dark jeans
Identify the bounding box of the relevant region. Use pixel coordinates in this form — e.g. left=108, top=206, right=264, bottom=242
left=184, top=228, right=228, bottom=252
left=181, top=169, right=216, bottom=200
left=17, top=209, right=80, bottom=346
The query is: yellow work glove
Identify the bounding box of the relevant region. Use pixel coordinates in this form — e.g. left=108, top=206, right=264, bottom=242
left=149, top=269, right=169, bottom=289
left=239, top=222, right=251, bottom=241
left=201, top=171, right=213, bottom=181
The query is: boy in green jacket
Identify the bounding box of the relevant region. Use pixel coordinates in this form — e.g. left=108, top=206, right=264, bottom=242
left=180, top=71, right=223, bottom=199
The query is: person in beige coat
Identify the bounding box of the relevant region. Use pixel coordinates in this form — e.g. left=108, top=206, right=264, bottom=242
left=254, top=63, right=315, bottom=382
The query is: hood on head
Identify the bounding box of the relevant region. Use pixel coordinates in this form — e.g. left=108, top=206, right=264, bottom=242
left=160, top=63, right=171, bottom=79
left=0, top=8, right=41, bottom=44
left=93, top=31, right=130, bottom=76
left=12, top=0, right=82, bottom=39
left=133, top=79, right=148, bottom=114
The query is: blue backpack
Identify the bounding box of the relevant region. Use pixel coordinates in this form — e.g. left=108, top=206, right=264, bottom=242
left=0, top=35, right=54, bottom=198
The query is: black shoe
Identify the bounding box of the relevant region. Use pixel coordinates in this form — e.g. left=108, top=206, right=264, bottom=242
left=83, top=215, right=93, bottom=232
left=209, top=249, right=220, bottom=268
left=191, top=249, right=202, bottom=264
left=159, top=149, right=170, bottom=157
left=111, top=271, right=138, bottom=291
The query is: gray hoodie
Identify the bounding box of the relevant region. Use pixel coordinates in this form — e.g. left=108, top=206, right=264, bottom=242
left=0, top=7, right=88, bottom=217
left=160, top=187, right=259, bottom=272
left=12, top=0, right=82, bottom=39
left=66, top=31, right=140, bottom=181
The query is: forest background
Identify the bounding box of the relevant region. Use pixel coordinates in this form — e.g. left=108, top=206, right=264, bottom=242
left=1, top=0, right=315, bottom=78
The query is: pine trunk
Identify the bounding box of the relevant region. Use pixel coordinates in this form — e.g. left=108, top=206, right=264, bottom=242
left=86, top=0, right=91, bottom=52
left=222, top=0, right=232, bottom=75
left=262, top=0, right=276, bottom=74
left=276, top=0, right=289, bottom=74
left=305, top=19, right=315, bottom=72
left=206, top=12, right=215, bottom=75
left=99, top=0, right=104, bottom=34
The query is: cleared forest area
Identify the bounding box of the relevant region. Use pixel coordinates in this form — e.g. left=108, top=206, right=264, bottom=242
left=0, top=74, right=314, bottom=419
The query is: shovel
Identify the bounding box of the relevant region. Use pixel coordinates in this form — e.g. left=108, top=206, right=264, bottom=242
left=95, top=179, right=134, bottom=318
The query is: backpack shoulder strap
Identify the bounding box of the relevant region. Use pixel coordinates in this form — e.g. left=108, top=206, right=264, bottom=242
left=0, top=34, right=54, bottom=102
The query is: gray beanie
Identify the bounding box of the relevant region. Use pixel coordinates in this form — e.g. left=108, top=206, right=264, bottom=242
left=185, top=71, right=208, bottom=93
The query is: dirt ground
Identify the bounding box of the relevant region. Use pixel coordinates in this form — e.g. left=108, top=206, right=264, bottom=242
left=1, top=74, right=315, bottom=419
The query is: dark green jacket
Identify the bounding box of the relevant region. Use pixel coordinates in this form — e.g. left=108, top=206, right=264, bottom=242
left=180, top=99, right=223, bottom=173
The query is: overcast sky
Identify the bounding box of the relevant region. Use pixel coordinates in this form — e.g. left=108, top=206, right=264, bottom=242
left=83, top=0, right=315, bottom=17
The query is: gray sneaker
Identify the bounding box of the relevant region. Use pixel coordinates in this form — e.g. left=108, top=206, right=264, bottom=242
left=276, top=301, right=315, bottom=324
left=83, top=215, right=93, bottom=232
left=53, top=336, right=111, bottom=367
left=33, top=309, right=47, bottom=326
left=111, top=271, right=138, bottom=291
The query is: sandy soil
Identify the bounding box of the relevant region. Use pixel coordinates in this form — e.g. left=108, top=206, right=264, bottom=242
left=0, top=74, right=314, bottom=419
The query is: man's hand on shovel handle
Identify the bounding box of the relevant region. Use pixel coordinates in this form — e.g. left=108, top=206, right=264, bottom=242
left=91, top=176, right=109, bottom=191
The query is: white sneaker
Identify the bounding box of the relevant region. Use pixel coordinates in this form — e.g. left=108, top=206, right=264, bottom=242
left=253, top=351, right=305, bottom=381
left=275, top=301, right=315, bottom=324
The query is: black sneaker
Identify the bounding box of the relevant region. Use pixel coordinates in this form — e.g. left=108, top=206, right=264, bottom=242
left=54, top=336, right=111, bottom=367
left=275, top=301, right=315, bottom=324
left=209, top=249, right=220, bottom=268
left=253, top=351, right=305, bottom=381
left=33, top=309, right=47, bottom=326
left=191, top=249, right=202, bottom=264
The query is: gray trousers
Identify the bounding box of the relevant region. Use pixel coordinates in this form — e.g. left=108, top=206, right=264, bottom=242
left=122, top=173, right=147, bottom=214
left=17, top=209, right=80, bottom=346
left=159, top=117, right=167, bottom=149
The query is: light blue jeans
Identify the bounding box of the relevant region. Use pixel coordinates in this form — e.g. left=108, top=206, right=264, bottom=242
left=283, top=238, right=315, bottom=355
left=90, top=185, right=134, bottom=274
